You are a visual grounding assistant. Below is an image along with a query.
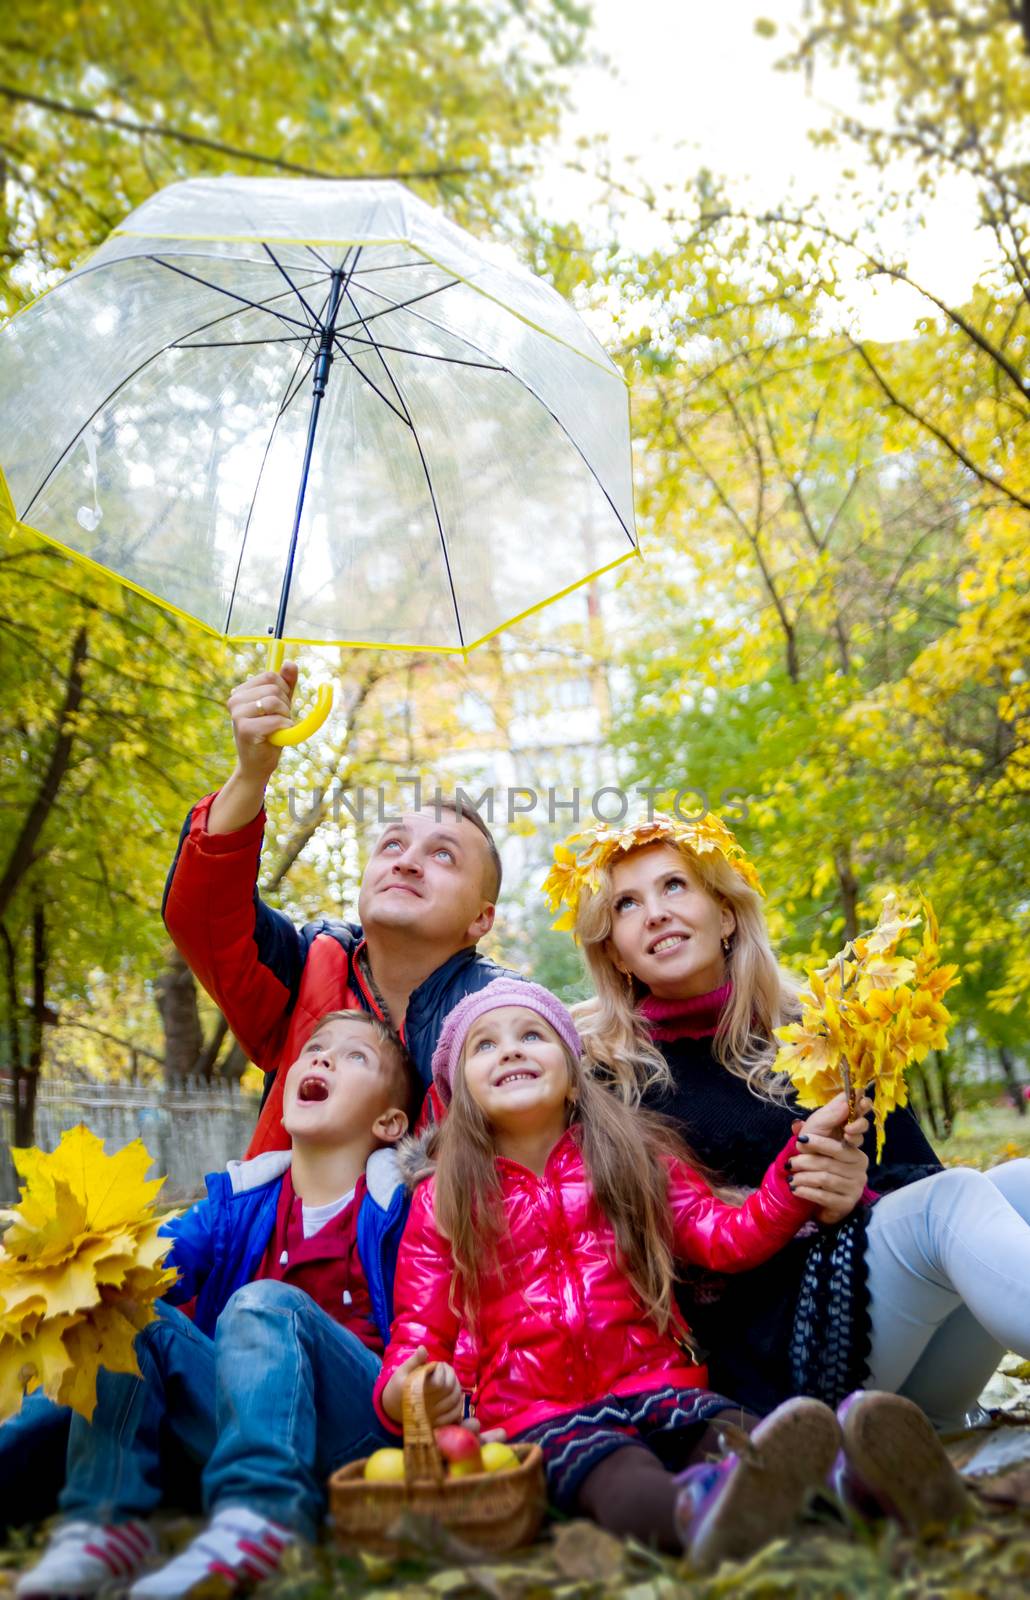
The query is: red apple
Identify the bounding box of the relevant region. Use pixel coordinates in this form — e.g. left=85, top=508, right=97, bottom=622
left=435, top=1424, right=483, bottom=1477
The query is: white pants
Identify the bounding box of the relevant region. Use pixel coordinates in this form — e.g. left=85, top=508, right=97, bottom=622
left=865, top=1159, right=1030, bottom=1429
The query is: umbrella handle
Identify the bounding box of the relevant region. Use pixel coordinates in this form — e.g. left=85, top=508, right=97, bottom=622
left=263, top=640, right=333, bottom=748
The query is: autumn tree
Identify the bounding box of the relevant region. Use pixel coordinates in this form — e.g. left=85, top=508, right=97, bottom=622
left=0, top=0, right=589, bottom=311
left=0, top=529, right=226, bottom=1137
left=593, top=0, right=1029, bottom=1083
left=0, top=0, right=595, bottom=1131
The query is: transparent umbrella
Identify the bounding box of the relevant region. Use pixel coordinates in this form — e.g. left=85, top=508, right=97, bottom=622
left=0, top=176, right=636, bottom=739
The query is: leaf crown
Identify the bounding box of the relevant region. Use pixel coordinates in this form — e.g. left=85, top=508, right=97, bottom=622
left=542, top=811, right=764, bottom=934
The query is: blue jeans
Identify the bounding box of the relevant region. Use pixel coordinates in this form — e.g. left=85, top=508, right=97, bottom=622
left=865, top=1160, right=1030, bottom=1429
left=0, top=1392, right=71, bottom=1532
left=61, top=1283, right=391, bottom=1540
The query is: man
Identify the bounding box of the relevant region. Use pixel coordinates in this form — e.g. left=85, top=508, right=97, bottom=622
left=163, top=661, right=519, bottom=1155
left=0, top=666, right=514, bottom=1535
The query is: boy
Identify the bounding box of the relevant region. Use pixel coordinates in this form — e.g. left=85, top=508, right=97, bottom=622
left=18, top=1011, right=415, bottom=1599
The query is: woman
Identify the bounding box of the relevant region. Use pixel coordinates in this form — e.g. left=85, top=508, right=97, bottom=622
left=545, top=814, right=1030, bottom=1429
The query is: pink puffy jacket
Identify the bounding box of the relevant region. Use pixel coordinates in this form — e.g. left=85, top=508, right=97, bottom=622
left=375, top=1126, right=811, bottom=1435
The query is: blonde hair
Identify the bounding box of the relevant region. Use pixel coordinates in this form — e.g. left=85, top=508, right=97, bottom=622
left=571, top=842, right=799, bottom=1104
left=431, top=1032, right=706, bottom=1335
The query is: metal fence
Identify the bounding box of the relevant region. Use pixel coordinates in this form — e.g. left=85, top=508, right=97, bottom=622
left=0, top=1078, right=262, bottom=1203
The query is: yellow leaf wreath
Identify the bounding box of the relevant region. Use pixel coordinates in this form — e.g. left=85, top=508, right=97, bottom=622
left=0, top=1125, right=178, bottom=1420
left=543, top=812, right=764, bottom=934
left=774, top=893, right=959, bottom=1158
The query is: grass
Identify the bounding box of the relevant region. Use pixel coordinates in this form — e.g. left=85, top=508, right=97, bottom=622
left=935, top=1105, right=1030, bottom=1169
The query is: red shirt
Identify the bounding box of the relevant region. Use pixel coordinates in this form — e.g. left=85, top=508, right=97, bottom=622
left=255, top=1169, right=383, bottom=1355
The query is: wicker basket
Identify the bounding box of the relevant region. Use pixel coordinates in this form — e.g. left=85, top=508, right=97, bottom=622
left=329, top=1364, right=546, bottom=1555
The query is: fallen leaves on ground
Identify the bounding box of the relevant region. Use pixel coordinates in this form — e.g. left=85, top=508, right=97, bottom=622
left=257, top=1501, right=1030, bottom=1599
left=4, top=1492, right=1030, bottom=1599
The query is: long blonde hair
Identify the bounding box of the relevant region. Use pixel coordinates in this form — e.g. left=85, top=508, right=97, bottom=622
left=432, top=1035, right=706, bottom=1335
left=572, top=842, right=799, bottom=1104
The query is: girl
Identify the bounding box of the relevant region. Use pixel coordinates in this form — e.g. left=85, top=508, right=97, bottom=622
left=550, top=812, right=1030, bottom=1438
left=374, top=980, right=967, bottom=1565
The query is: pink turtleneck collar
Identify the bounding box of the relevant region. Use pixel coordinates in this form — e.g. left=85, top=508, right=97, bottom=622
left=638, top=981, right=732, bottom=1041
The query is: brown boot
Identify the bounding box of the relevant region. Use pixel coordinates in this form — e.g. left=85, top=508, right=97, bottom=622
left=835, top=1390, right=974, bottom=1535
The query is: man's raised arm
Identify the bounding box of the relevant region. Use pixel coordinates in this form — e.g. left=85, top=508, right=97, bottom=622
left=208, top=662, right=298, bottom=834
left=162, top=664, right=305, bottom=1073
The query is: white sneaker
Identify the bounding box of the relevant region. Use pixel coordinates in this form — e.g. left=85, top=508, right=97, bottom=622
left=16, top=1520, right=156, bottom=1597
left=128, top=1508, right=294, bottom=1598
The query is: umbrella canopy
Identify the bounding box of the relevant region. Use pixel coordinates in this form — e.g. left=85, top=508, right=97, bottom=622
left=0, top=177, right=636, bottom=653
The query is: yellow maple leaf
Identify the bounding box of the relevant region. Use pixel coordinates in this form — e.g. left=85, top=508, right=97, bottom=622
left=0, top=1126, right=176, bottom=1420
left=0, top=1251, right=104, bottom=1326
left=860, top=955, right=916, bottom=990
left=58, top=1300, right=145, bottom=1418
left=11, top=1127, right=165, bottom=1234
left=0, top=1178, right=89, bottom=1267
left=0, top=1314, right=77, bottom=1417
left=854, top=894, right=921, bottom=955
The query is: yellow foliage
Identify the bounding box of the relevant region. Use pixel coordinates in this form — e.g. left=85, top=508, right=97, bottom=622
left=0, top=1127, right=178, bottom=1420
left=887, top=506, right=1030, bottom=813
left=774, top=893, right=959, bottom=1158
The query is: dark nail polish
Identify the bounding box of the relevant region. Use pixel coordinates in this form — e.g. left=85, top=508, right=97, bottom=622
left=798, top=1134, right=810, bottom=1144
left=788, top=1179, right=796, bottom=1189
left=786, top=1160, right=793, bottom=1171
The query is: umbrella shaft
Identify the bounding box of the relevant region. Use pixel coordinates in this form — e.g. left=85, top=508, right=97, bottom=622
left=313, top=268, right=346, bottom=397
left=273, top=266, right=347, bottom=641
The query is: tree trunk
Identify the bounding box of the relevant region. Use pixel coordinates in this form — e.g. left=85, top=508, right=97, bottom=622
left=13, top=903, right=46, bottom=1147
left=218, top=1041, right=249, bottom=1081
left=834, top=844, right=859, bottom=942
left=194, top=1015, right=230, bottom=1081
left=0, top=625, right=88, bottom=922
left=1, top=922, right=23, bottom=1126
left=934, top=1050, right=956, bottom=1136
left=910, top=1060, right=942, bottom=1140
left=999, top=1046, right=1026, bottom=1115
left=155, top=947, right=205, bottom=1082
left=155, top=954, right=250, bottom=1082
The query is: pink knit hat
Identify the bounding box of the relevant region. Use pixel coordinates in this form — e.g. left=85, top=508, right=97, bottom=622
left=430, top=979, right=583, bottom=1107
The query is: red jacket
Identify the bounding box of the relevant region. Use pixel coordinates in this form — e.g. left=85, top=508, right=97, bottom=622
left=163, top=793, right=512, bottom=1156
left=375, top=1127, right=811, bottom=1435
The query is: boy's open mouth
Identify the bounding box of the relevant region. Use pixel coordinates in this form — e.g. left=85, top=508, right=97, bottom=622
left=298, top=1076, right=330, bottom=1103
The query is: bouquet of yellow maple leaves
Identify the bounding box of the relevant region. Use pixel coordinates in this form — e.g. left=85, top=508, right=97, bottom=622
left=774, top=893, right=959, bottom=1158
left=0, top=1125, right=178, bottom=1420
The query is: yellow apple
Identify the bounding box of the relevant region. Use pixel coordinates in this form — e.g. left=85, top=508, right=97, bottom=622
left=363, top=1447, right=406, bottom=1482
left=480, top=1441, right=520, bottom=1473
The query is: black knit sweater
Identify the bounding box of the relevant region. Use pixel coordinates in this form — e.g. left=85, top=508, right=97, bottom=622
left=642, top=1033, right=943, bottom=1414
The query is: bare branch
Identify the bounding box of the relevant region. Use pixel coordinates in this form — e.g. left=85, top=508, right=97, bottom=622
left=0, top=83, right=484, bottom=184
left=849, top=339, right=1030, bottom=513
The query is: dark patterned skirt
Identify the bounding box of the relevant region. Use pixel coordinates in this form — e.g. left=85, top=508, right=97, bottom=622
left=511, top=1384, right=743, bottom=1510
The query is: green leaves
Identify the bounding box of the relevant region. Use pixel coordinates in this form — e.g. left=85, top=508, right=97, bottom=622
left=0, top=0, right=591, bottom=315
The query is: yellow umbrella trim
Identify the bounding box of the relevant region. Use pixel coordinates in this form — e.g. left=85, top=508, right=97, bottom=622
left=1, top=464, right=640, bottom=656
